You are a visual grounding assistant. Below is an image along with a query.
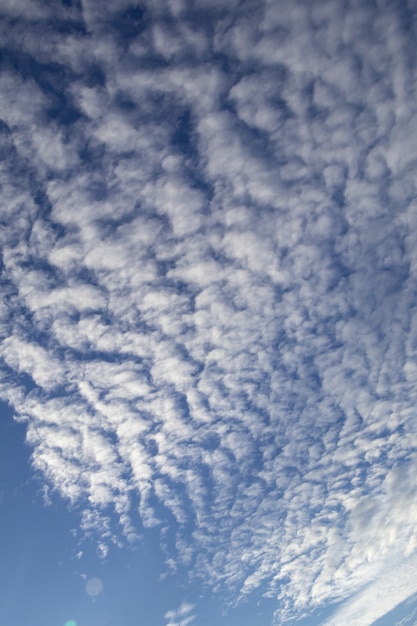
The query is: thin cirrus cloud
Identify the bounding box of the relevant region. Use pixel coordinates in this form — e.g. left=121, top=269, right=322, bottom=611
left=165, top=602, right=195, bottom=626
left=0, top=0, right=417, bottom=624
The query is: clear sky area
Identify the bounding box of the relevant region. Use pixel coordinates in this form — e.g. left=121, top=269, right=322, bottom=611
left=1, top=1, right=417, bottom=625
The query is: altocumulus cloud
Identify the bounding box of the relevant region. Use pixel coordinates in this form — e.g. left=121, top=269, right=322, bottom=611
left=1, top=0, right=417, bottom=623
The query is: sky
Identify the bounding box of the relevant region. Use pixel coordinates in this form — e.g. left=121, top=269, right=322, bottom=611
left=1, top=0, right=417, bottom=625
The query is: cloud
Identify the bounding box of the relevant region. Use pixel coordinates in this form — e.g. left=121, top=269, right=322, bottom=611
left=1, top=0, right=417, bottom=624
left=320, top=553, right=417, bottom=626
left=165, top=602, right=195, bottom=626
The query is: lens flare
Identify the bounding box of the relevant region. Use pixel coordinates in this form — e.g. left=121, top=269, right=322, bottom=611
left=65, top=621, right=77, bottom=626
left=86, top=577, right=103, bottom=596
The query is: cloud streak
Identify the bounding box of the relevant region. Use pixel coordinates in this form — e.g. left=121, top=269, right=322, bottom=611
left=1, top=0, right=417, bottom=623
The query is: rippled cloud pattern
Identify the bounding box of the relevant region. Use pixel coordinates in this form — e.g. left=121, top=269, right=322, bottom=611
left=1, top=1, right=417, bottom=624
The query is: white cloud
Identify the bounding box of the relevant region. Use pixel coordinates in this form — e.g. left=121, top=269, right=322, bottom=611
left=1, top=0, right=417, bottom=624
left=165, top=602, right=195, bottom=626
left=320, top=554, right=417, bottom=626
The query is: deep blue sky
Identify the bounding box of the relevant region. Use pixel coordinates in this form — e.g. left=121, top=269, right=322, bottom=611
left=1, top=1, right=417, bottom=625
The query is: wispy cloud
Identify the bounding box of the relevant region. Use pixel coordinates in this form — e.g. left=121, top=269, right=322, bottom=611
left=1, top=0, right=417, bottom=623
left=165, top=602, right=195, bottom=626
left=320, top=553, right=417, bottom=626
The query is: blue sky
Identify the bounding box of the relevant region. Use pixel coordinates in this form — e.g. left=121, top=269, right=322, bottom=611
left=1, top=0, right=417, bottom=625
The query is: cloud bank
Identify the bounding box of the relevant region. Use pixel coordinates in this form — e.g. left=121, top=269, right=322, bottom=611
left=1, top=0, right=417, bottom=623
